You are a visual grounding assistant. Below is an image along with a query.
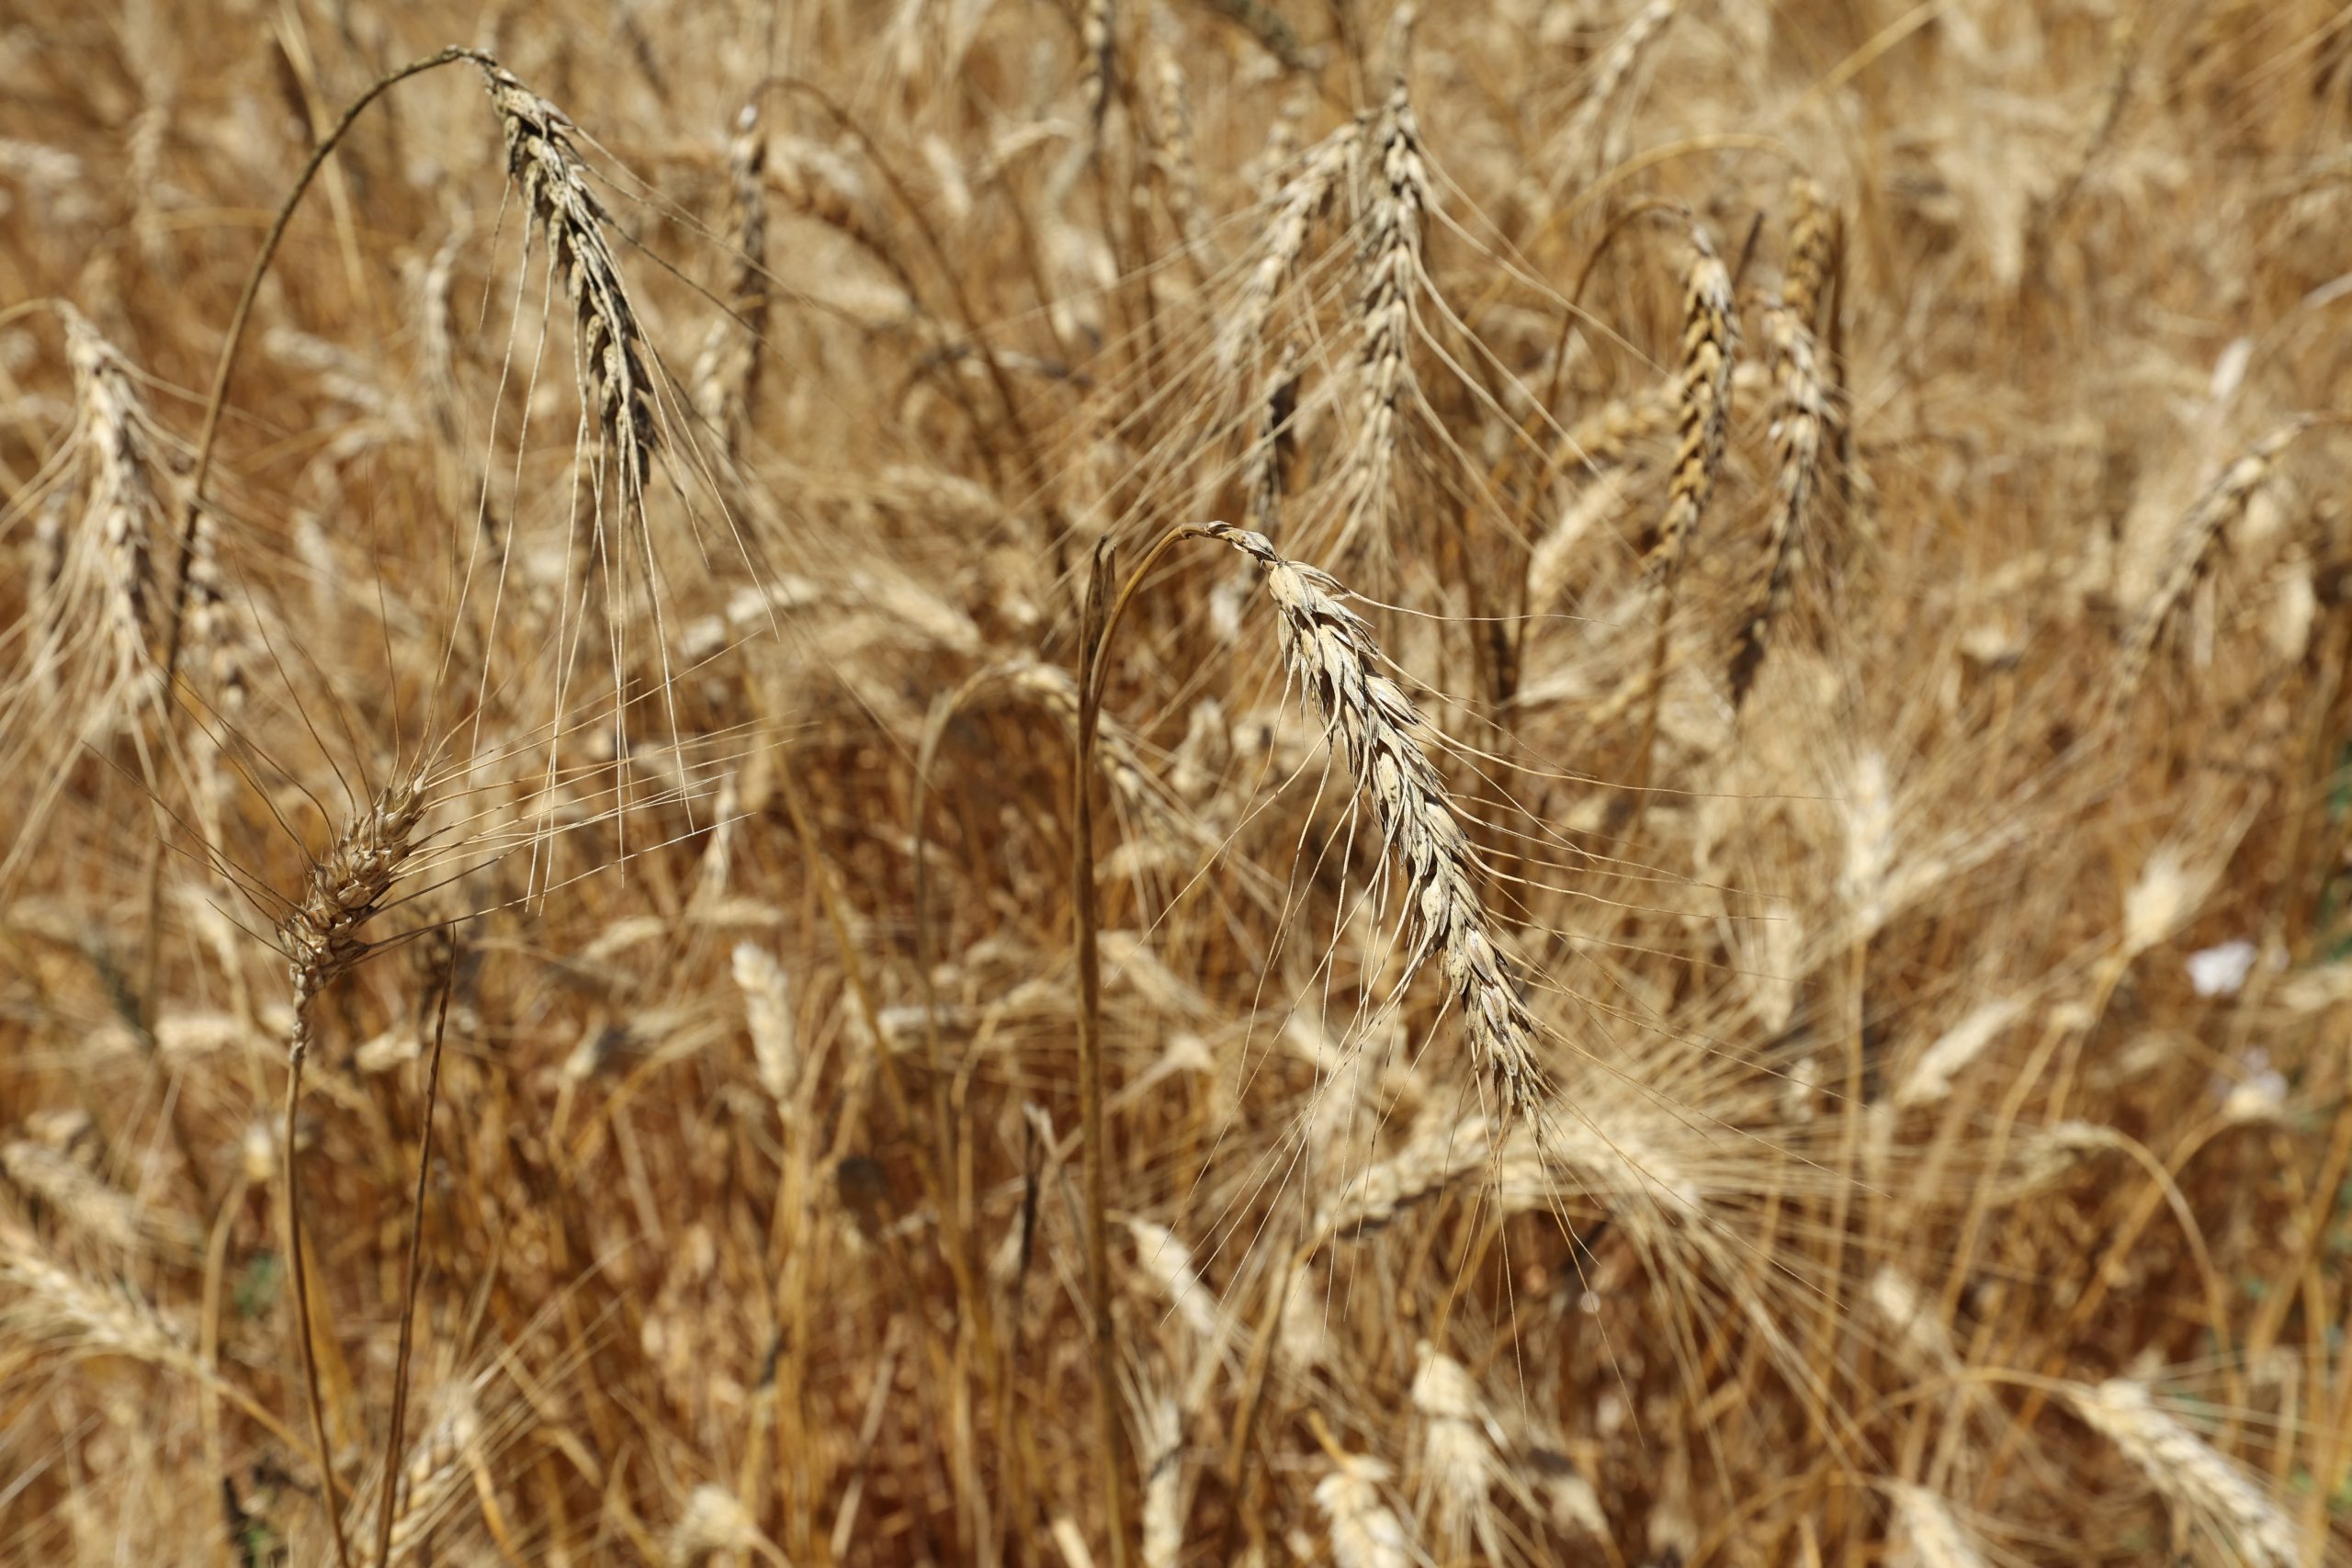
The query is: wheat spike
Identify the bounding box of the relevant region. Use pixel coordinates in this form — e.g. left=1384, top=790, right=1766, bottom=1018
left=1340, top=68, right=1430, bottom=567
left=2066, top=1379, right=2306, bottom=1568
left=1316, top=1450, right=1411, bottom=1568
left=477, top=61, right=657, bottom=487
left=1203, top=524, right=1547, bottom=1118
left=732, top=941, right=797, bottom=1109
left=1728, top=304, right=1826, bottom=706
left=379, top=1389, right=484, bottom=1566
left=1889, top=1483, right=1990, bottom=1568
left=1222, top=121, right=1359, bottom=370
left=2117, top=421, right=2310, bottom=697
left=0, top=1223, right=193, bottom=1367
left=282, top=775, right=428, bottom=1051
left=1549, top=0, right=1679, bottom=195
left=692, top=102, right=768, bottom=459
left=63, top=307, right=162, bottom=687
left=1641, top=223, right=1737, bottom=590
left=1782, top=177, right=1838, bottom=330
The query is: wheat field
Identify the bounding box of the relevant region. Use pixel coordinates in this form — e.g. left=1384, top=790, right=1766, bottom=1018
left=3, top=2, right=2350, bottom=1563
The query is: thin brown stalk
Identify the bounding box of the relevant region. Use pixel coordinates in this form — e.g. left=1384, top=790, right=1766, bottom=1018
left=1071, top=541, right=1133, bottom=1568
left=373, top=932, right=460, bottom=1568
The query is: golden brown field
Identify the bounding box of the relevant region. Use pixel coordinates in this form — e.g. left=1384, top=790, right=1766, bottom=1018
left=4, top=1, right=2351, bottom=1563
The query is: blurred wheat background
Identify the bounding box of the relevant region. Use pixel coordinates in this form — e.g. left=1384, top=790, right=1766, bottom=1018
left=3, top=1, right=2351, bottom=1563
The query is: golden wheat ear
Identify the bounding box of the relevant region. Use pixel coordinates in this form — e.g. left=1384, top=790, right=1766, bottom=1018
left=1198, top=523, right=1548, bottom=1122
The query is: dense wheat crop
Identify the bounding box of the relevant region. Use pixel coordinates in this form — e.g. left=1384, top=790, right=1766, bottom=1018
left=5, top=2, right=2352, bottom=1563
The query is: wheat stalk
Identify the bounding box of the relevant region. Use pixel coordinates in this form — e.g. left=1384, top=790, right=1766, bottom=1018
left=1200, top=524, right=1548, bottom=1118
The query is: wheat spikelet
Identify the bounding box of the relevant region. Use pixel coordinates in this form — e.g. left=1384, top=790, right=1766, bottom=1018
left=1640, top=223, right=1736, bottom=591
left=1203, top=524, right=1547, bottom=1118
left=1727, top=305, right=1826, bottom=706
left=1888, top=1483, right=1990, bottom=1568
left=2065, top=1379, right=2305, bottom=1567
left=2116, top=421, right=2310, bottom=697
left=477, top=61, right=657, bottom=487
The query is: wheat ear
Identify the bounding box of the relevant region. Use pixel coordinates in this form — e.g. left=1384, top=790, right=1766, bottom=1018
left=1198, top=524, right=1547, bottom=1118
left=1340, top=69, right=1430, bottom=566
left=2116, top=420, right=2311, bottom=698
left=1640, top=221, right=1737, bottom=590
left=1888, top=1483, right=1990, bottom=1568
left=693, top=103, right=769, bottom=459
left=2067, top=1379, right=2305, bottom=1566
left=477, top=61, right=658, bottom=487
left=1221, top=121, right=1360, bottom=370
left=62, top=308, right=161, bottom=688
left=1726, top=304, right=1826, bottom=707
left=1548, top=0, right=1678, bottom=196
